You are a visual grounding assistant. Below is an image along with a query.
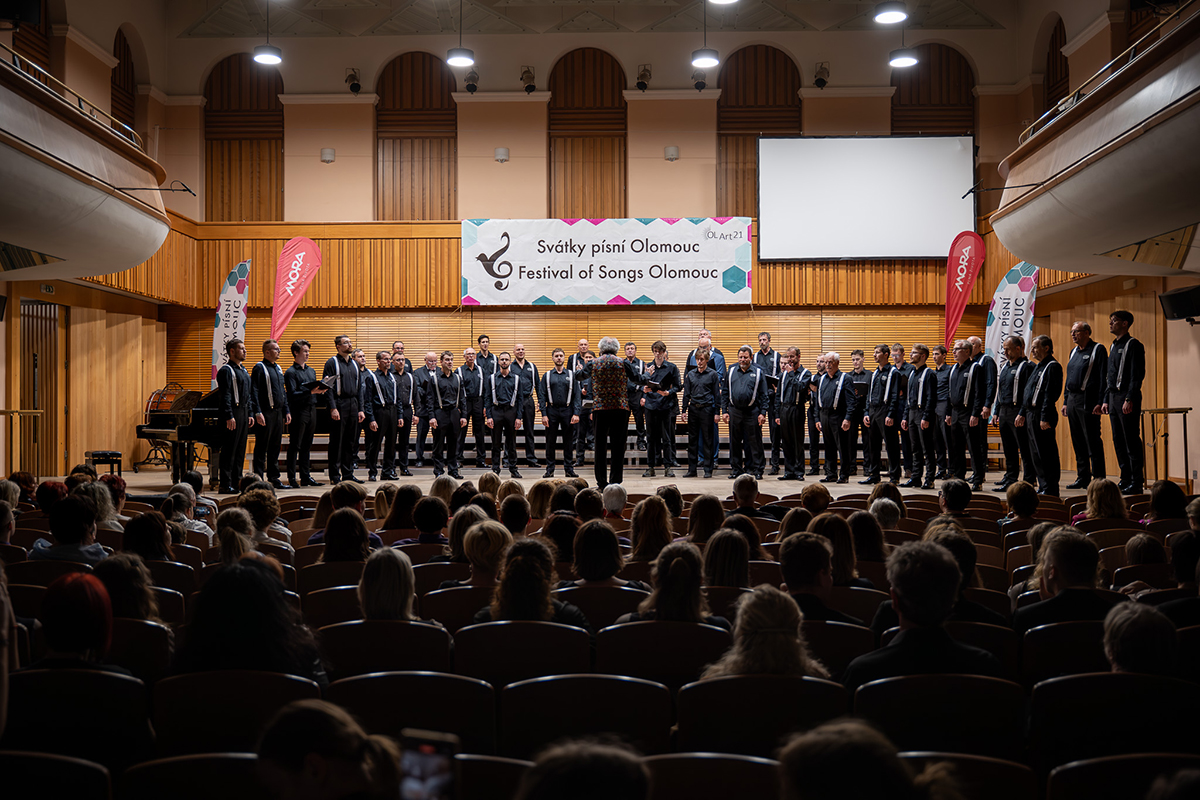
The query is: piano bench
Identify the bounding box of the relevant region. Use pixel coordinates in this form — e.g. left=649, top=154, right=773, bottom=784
left=85, top=450, right=123, bottom=476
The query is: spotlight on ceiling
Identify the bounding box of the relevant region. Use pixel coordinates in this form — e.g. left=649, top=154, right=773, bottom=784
left=465, top=68, right=479, bottom=94
left=636, top=64, right=651, bottom=92
left=345, top=69, right=361, bottom=95
left=691, top=69, right=707, bottom=91
left=520, top=66, right=535, bottom=94
left=888, top=47, right=919, bottom=68
left=873, top=1, right=908, bottom=24
left=813, top=62, right=829, bottom=90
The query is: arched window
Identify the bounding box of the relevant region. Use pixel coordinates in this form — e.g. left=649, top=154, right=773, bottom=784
left=716, top=45, right=801, bottom=218
left=891, top=43, right=975, bottom=136
left=1044, top=18, right=1069, bottom=109
left=111, top=29, right=136, bottom=133
left=548, top=48, right=627, bottom=219
left=203, top=53, right=284, bottom=222
left=376, top=52, right=457, bottom=221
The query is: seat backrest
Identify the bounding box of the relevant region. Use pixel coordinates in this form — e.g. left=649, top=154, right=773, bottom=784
left=328, top=671, right=497, bottom=755
left=397, top=542, right=449, bottom=562
left=302, top=586, right=363, bottom=629
left=0, top=542, right=28, bottom=564
left=1098, top=544, right=1127, bottom=572
left=854, top=560, right=890, bottom=591
left=8, top=582, right=46, bottom=618
left=1021, top=621, right=1108, bottom=686
left=676, top=675, right=847, bottom=758
left=377, top=528, right=418, bottom=546
left=960, top=588, right=1012, bottom=623
left=109, top=618, right=173, bottom=684
left=975, top=543, right=1004, bottom=569
left=413, top=561, right=472, bottom=597
left=151, top=586, right=186, bottom=625
left=595, top=621, right=732, bottom=690
left=172, top=543, right=204, bottom=571
left=944, top=621, right=1020, bottom=681
left=154, top=670, right=321, bottom=755
left=297, top=560, right=366, bottom=596
left=1146, top=518, right=1191, bottom=536
left=899, top=752, right=1036, bottom=800
left=1046, top=753, right=1200, bottom=800
left=500, top=674, right=672, bottom=759
left=1006, top=544, right=1032, bottom=573
left=1111, top=562, right=1175, bottom=590
left=893, top=518, right=926, bottom=535
left=421, top=586, right=495, bottom=632
left=0, top=750, right=112, bottom=800
left=748, top=560, right=783, bottom=588
left=619, top=559, right=654, bottom=584
left=120, top=753, right=262, bottom=800
left=318, top=619, right=452, bottom=679
left=255, top=540, right=293, bottom=565
left=552, top=586, right=650, bottom=630
left=975, top=564, right=1009, bottom=592
left=455, top=754, right=533, bottom=800
left=147, top=560, right=197, bottom=596
left=800, top=620, right=874, bottom=678
left=644, top=753, right=779, bottom=800
left=827, top=586, right=890, bottom=623
left=456, top=621, right=592, bottom=687
left=703, top=586, right=752, bottom=619
left=6, top=559, right=91, bottom=587
left=884, top=529, right=920, bottom=547
left=293, top=544, right=325, bottom=569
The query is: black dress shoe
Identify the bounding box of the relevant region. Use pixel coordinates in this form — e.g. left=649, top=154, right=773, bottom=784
left=821, top=476, right=837, bottom=483
left=543, top=469, right=555, bottom=478
left=971, top=483, right=984, bottom=491
left=449, top=471, right=463, bottom=480
left=381, top=472, right=398, bottom=481
left=703, top=471, right=713, bottom=479
left=414, top=459, right=425, bottom=468
left=921, top=480, right=935, bottom=490
left=270, top=479, right=287, bottom=490
left=345, top=476, right=365, bottom=484
left=400, top=468, right=413, bottom=477
left=754, top=473, right=763, bottom=480
left=219, top=485, right=237, bottom=495
left=664, top=469, right=676, bottom=478
left=859, top=477, right=880, bottom=485
left=432, top=471, right=443, bottom=478
left=565, top=468, right=579, bottom=478
left=837, top=478, right=849, bottom=484
left=368, top=473, right=377, bottom=482
left=1121, top=483, right=1144, bottom=495
left=768, top=466, right=780, bottom=476
left=778, top=473, right=797, bottom=481
left=475, top=462, right=487, bottom=469
left=900, top=479, right=920, bottom=488
left=1066, top=478, right=1090, bottom=490
left=683, top=470, right=698, bottom=478
left=807, top=468, right=820, bottom=476
left=301, top=477, right=323, bottom=487
left=510, top=470, right=523, bottom=479
left=643, top=468, right=656, bottom=478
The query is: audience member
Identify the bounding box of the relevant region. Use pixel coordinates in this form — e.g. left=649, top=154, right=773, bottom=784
left=428, top=504, right=486, bottom=564
left=0, top=501, right=14, bottom=545
left=166, top=482, right=216, bottom=543
left=448, top=481, right=476, bottom=516
left=500, top=494, right=532, bottom=536
left=1158, top=536, right=1200, bottom=628
left=601, top=483, right=628, bottom=520
left=513, top=740, right=649, bottom=800
left=702, top=528, right=750, bottom=589
left=477, top=470, right=501, bottom=498
left=214, top=507, right=256, bottom=565
left=549, top=484, right=579, bottom=516
left=373, top=483, right=397, bottom=519
left=93, top=552, right=161, bottom=623
left=561, top=520, right=648, bottom=590
left=1072, top=478, right=1127, bottom=524
left=428, top=474, right=457, bottom=507
left=574, top=488, right=604, bottom=522
left=540, top=512, right=581, bottom=563
left=473, top=538, right=592, bottom=632
left=319, top=509, right=372, bottom=563
left=869, top=498, right=902, bottom=532
left=702, top=585, right=830, bottom=680
left=848, top=511, right=889, bottom=562
left=1103, top=602, right=1177, bottom=676
left=467, top=492, right=499, bottom=520
left=1125, top=533, right=1167, bottom=566
left=34, top=480, right=68, bottom=515
left=629, top=496, right=673, bottom=562
left=938, top=478, right=973, bottom=517
left=449, top=520, right=513, bottom=588
left=0, top=480, right=21, bottom=511
left=182, top=469, right=218, bottom=519
left=70, top=463, right=99, bottom=480
left=121, top=510, right=174, bottom=563
left=64, top=471, right=94, bottom=492
left=728, top=474, right=773, bottom=520
left=29, top=495, right=106, bottom=565
left=357, top=547, right=440, bottom=625
left=779, top=533, right=863, bottom=625
left=684, top=494, right=724, bottom=544
left=496, top=479, right=525, bottom=504
left=1143, top=479, right=1189, bottom=523
left=238, top=489, right=293, bottom=553
left=1009, top=520, right=1059, bottom=604
left=1002, top=481, right=1040, bottom=527
left=380, top=484, right=422, bottom=531
left=617, top=542, right=730, bottom=630
left=25, top=573, right=126, bottom=673
left=808, top=512, right=871, bottom=588
left=867, top=482, right=907, bottom=518
left=779, top=507, right=813, bottom=540
left=527, top=479, right=556, bottom=519
left=394, top=497, right=450, bottom=546
left=1012, top=528, right=1126, bottom=635
left=308, top=482, right=383, bottom=547
left=799, top=483, right=832, bottom=516
left=310, top=492, right=334, bottom=530
left=656, top=484, right=684, bottom=518
left=9, top=470, right=38, bottom=506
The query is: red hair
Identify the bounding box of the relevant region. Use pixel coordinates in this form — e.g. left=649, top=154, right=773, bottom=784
left=42, top=573, right=113, bottom=656
left=99, top=472, right=127, bottom=501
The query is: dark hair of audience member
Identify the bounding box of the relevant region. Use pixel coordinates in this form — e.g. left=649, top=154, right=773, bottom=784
left=702, top=528, right=750, bottom=588
left=258, top=699, right=401, bottom=800
left=629, top=496, right=673, bottom=562
left=867, top=482, right=907, bottom=518
left=574, top=488, right=604, bottom=522
left=685, top=494, right=724, bottom=544
left=64, top=472, right=94, bottom=492
left=92, top=552, right=161, bottom=622
left=1170, top=530, right=1200, bottom=587
left=540, top=512, right=581, bottom=563
left=444, top=504, right=487, bottom=562
left=1147, top=480, right=1189, bottom=521
left=808, top=512, right=859, bottom=585
left=98, top=473, right=127, bottom=510
left=1145, top=769, right=1200, bottom=800
left=572, top=520, right=624, bottom=582
left=549, top=484, right=579, bottom=516
left=412, top=496, right=449, bottom=535
left=779, top=507, right=813, bottom=540
left=216, top=507, right=256, bottom=564
left=357, top=547, right=417, bottom=621
left=1103, top=602, right=1177, bottom=676
left=48, top=494, right=97, bottom=546
left=70, top=463, right=98, bottom=480
left=36, top=481, right=69, bottom=516
left=722, top=513, right=770, bottom=560
left=239, top=488, right=282, bottom=533
left=778, top=720, right=963, bottom=800
left=1006, top=481, right=1039, bottom=519
left=182, top=469, right=205, bottom=496
left=1125, top=533, right=1167, bottom=566
left=9, top=470, right=38, bottom=504
left=888, top=541, right=961, bottom=628
left=160, top=492, right=191, bottom=522
left=639, top=542, right=709, bottom=623
left=939, top=479, right=972, bottom=514
left=779, top=533, right=833, bottom=590
left=320, top=508, right=371, bottom=563
left=237, top=474, right=260, bottom=494
left=468, top=492, right=499, bottom=521
left=381, top=484, right=423, bottom=530
left=923, top=529, right=979, bottom=593
left=41, top=573, right=114, bottom=661
left=656, top=485, right=684, bottom=518
left=514, top=740, right=649, bottom=800
left=0, top=500, right=13, bottom=544
left=491, top=538, right=558, bottom=622
left=1040, top=528, right=1100, bottom=589
left=174, top=559, right=322, bottom=681
left=449, top=481, right=477, bottom=516
left=500, top=494, right=532, bottom=535
left=847, top=511, right=889, bottom=563
left=702, top=585, right=829, bottom=680
left=122, top=510, right=174, bottom=561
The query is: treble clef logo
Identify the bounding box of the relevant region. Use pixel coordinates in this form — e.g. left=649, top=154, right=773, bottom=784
left=476, top=232, right=513, bottom=291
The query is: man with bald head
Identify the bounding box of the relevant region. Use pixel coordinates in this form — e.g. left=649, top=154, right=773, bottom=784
left=511, top=343, right=540, bottom=468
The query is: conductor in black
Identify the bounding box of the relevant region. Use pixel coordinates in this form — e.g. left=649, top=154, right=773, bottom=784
left=425, top=350, right=467, bottom=479
left=322, top=335, right=365, bottom=484
left=216, top=338, right=253, bottom=494
left=250, top=339, right=291, bottom=489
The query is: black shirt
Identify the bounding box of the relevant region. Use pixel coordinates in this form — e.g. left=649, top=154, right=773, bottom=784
left=948, top=361, right=985, bottom=415
left=216, top=361, right=251, bottom=419
left=485, top=371, right=522, bottom=417
left=249, top=359, right=289, bottom=415
left=780, top=367, right=812, bottom=409
left=643, top=360, right=681, bottom=413
left=907, top=364, right=937, bottom=419
left=539, top=368, right=582, bottom=415
left=682, top=367, right=723, bottom=412
left=816, top=370, right=855, bottom=419
left=1022, top=357, right=1062, bottom=419
left=284, top=362, right=318, bottom=410
left=422, top=370, right=464, bottom=416
left=1064, top=340, right=1108, bottom=407
left=457, top=364, right=487, bottom=400
left=867, top=365, right=902, bottom=419
left=1107, top=333, right=1145, bottom=403
left=512, top=360, right=538, bottom=399
left=996, top=357, right=1030, bottom=409
left=322, top=354, right=362, bottom=403
left=725, top=365, right=768, bottom=416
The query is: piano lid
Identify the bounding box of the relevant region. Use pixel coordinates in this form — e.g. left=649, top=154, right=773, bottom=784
left=168, top=390, right=204, bottom=413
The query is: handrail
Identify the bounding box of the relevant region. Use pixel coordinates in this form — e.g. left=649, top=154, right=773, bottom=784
left=0, top=39, right=143, bottom=151
left=1018, top=0, right=1199, bottom=145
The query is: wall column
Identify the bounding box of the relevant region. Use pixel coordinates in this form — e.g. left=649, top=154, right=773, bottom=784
left=624, top=89, right=718, bottom=218
left=455, top=91, right=550, bottom=220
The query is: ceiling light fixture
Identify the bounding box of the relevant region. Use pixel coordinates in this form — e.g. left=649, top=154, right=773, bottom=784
left=888, top=24, right=918, bottom=68
left=873, top=1, right=908, bottom=24
left=446, top=0, right=474, bottom=67
left=636, top=64, right=651, bottom=91
left=691, top=1, right=719, bottom=69
left=253, top=1, right=282, bottom=65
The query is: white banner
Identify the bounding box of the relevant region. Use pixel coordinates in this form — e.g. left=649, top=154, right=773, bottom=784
left=460, top=217, right=753, bottom=306
left=984, top=261, right=1039, bottom=367
left=210, top=259, right=251, bottom=389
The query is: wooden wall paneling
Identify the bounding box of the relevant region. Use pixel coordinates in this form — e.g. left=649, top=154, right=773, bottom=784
left=138, top=318, right=167, bottom=462
left=204, top=54, right=284, bottom=114
left=105, top=313, right=143, bottom=465
left=110, top=28, right=136, bottom=132
left=891, top=43, right=976, bottom=135
left=86, top=225, right=203, bottom=305
left=376, top=137, right=457, bottom=221
left=717, top=134, right=758, bottom=218
left=549, top=135, right=627, bottom=219
left=19, top=301, right=60, bottom=477
left=67, top=307, right=107, bottom=473
left=1045, top=18, right=1070, bottom=109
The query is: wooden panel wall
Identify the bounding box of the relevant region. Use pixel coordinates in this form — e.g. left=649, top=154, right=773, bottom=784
left=89, top=224, right=204, bottom=305
left=19, top=301, right=60, bottom=477
left=549, top=137, right=627, bottom=219
left=891, top=43, right=976, bottom=135
left=12, top=0, right=50, bottom=73
left=1045, top=18, right=1070, bottom=109
left=110, top=28, right=135, bottom=131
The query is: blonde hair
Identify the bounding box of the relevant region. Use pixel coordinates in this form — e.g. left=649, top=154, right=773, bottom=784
left=429, top=475, right=458, bottom=507
left=527, top=479, right=557, bottom=519
left=464, top=520, right=515, bottom=576
left=702, top=585, right=829, bottom=680
left=374, top=484, right=398, bottom=518
left=478, top=471, right=502, bottom=497
left=497, top=479, right=526, bottom=504
left=357, top=547, right=416, bottom=621
left=1085, top=478, right=1127, bottom=520
left=215, top=507, right=256, bottom=565
left=446, top=505, right=488, bottom=560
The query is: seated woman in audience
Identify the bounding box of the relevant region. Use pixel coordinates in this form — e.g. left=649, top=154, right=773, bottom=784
left=702, top=528, right=750, bottom=589
left=373, top=483, right=397, bottom=520
left=1103, top=602, right=1177, bottom=676
left=158, top=493, right=194, bottom=538
left=574, top=488, right=604, bottom=523
left=319, top=508, right=372, bottom=563
left=357, top=547, right=441, bottom=626
left=1001, top=481, right=1040, bottom=530
left=0, top=479, right=21, bottom=514
left=540, top=513, right=580, bottom=564
left=718, top=514, right=772, bottom=562
left=310, top=491, right=334, bottom=531
left=394, top=497, right=450, bottom=546
left=867, top=482, right=907, bottom=519
left=778, top=719, right=964, bottom=800
left=1072, top=478, right=1128, bottom=524
left=93, top=552, right=162, bottom=623
left=34, top=480, right=69, bottom=516
left=477, top=470, right=501, bottom=498
left=702, top=585, right=829, bottom=680
left=601, top=483, right=628, bottom=520
left=560, top=520, right=649, bottom=591
left=472, top=538, right=592, bottom=632
left=239, top=488, right=293, bottom=552
left=683, top=494, right=724, bottom=545
left=629, top=496, right=673, bottom=562
left=848, top=511, right=889, bottom=563
left=1142, top=479, right=1189, bottom=523
left=214, top=507, right=257, bottom=565
left=808, top=513, right=872, bottom=588
left=869, top=499, right=902, bottom=534
left=427, top=503, right=486, bottom=564
left=468, top=492, right=498, bottom=520
left=428, top=474, right=458, bottom=508
left=778, top=507, right=813, bottom=542
left=380, top=484, right=422, bottom=532
left=923, top=514, right=966, bottom=538
left=500, top=495, right=532, bottom=537
left=514, top=740, right=649, bottom=800
left=496, top=479, right=525, bottom=505
left=24, top=573, right=128, bottom=674
left=174, top=558, right=327, bottom=687
left=548, top=484, right=578, bottom=517
left=96, top=474, right=130, bottom=523
left=29, top=495, right=106, bottom=565
left=1008, top=520, right=1058, bottom=606
left=448, top=481, right=477, bottom=516
left=258, top=699, right=401, bottom=800
left=122, top=510, right=175, bottom=563
left=1125, top=532, right=1168, bottom=566
left=440, top=520, right=513, bottom=589
left=9, top=470, right=38, bottom=507
left=799, top=483, right=832, bottom=516
left=65, top=471, right=93, bottom=492
left=526, top=479, right=556, bottom=521
left=616, top=542, right=730, bottom=630
left=656, top=485, right=684, bottom=518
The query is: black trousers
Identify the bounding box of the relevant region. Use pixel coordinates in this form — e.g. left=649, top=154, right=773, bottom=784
left=1109, top=395, right=1143, bottom=487
left=767, top=398, right=782, bottom=468
left=867, top=406, right=901, bottom=481
left=328, top=397, right=360, bottom=481
left=430, top=408, right=461, bottom=473
left=934, top=401, right=951, bottom=473
left=519, top=396, right=538, bottom=462
left=458, top=397, right=488, bottom=465
left=950, top=408, right=988, bottom=485
left=629, top=402, right=646, bottom=445
left=996, top=406, right=1034, bottom=484
left=779, top=405, right=805, bottom=477
left=646, top=408, right=673, bottom=468
left=849, top=416, right=868, bottom=475
left=808, top=406, right=822, bottom=473
left=544, top=407, right=575, bottom=472
left=899, top=410, right=913, bottom=474
left=1027, top=411, right=1060, bottom=495
left=219, top=409, right=249, bottom=489
left=1066, top=399, right=1106, bottom=481
left=728, top=407, right=764, bottom=476
left=573, top=408, right=592, bottom=466
left=365, top=404, right=398, bottom=475
left=415, top=415, right=431, bottom=463
left=287, top=406, right=316, bottom=481
left=394, top=406, right=411, bottom=470
left=252, top=407, right=286, bottom=480
left=490, top=407, right=519, bottom=474
left=819, top=410, right=852, bottom=480
left=687, top=405, right=717, bottom=473
left=594, top=409, right=630, bottom=489
left=906, top=408, right=937, bottom=483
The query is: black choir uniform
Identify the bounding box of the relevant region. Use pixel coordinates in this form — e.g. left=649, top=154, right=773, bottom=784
left=893, top=360, right=916, bottom=474
left=475, top=351, right=497, bottom=376
left=392, top=369, right=417, bottom=474
left=724, top=364, right=769, bottom=478
left=485, top=370, right=523, bottom=477
left=755, top=347, right=784, bottom=474
left=322, top=352, right=365, bottom=482
left=413, top=364, right=438, bottom=467
left=947, top=359, right=988, bottom=487
left=284, top=360, right=319, bottom=485
left=1022, top=355, right=1063, bottom=495
left=511, top=358, right=540, bottom=466
left=995, top=357, right=1035, bottom=488
left=974, top=351, right=999, bottom=480
left=457, top=362, right=488, bottom=468
left=642, top=359, right=681, bottom=474
left=777, top=365, right=812, bottom=480
left=816, top=370, right=857, bottom=482
left=933, top=362, right=953, bottom=476
left=216, top=360, right=252, bottom=492
left=249, top=358, right=289, bottom=483
left=538, top=366, right=582, bottom=477
left=625, top=355, right=648, bottom=451
left=807, top=372, right=823, bottom=475
left=422, top=368, right=465, bottom=477
left=685, top=347, right=726, bottom=464
left=905, top=364, right=938, bottom=487
left=566, top=353, right=594, bottom=458
left=1063, top=339, right=1108, bottom=484
left=364, top=367, right=400, bottom=479
left=682, top=364, right=723, bottom=477
left=1107, top=332, right=1146, bottom=490
left=864, top=364, right=903, bottom=483
left=849, top=368, right=871, bottom=475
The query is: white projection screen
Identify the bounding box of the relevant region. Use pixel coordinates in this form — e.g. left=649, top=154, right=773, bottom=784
left=757, top=136, right=976, bottom=260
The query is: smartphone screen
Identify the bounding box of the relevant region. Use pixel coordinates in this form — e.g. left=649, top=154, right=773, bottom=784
left=399, top=729, right=459, bottom=800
